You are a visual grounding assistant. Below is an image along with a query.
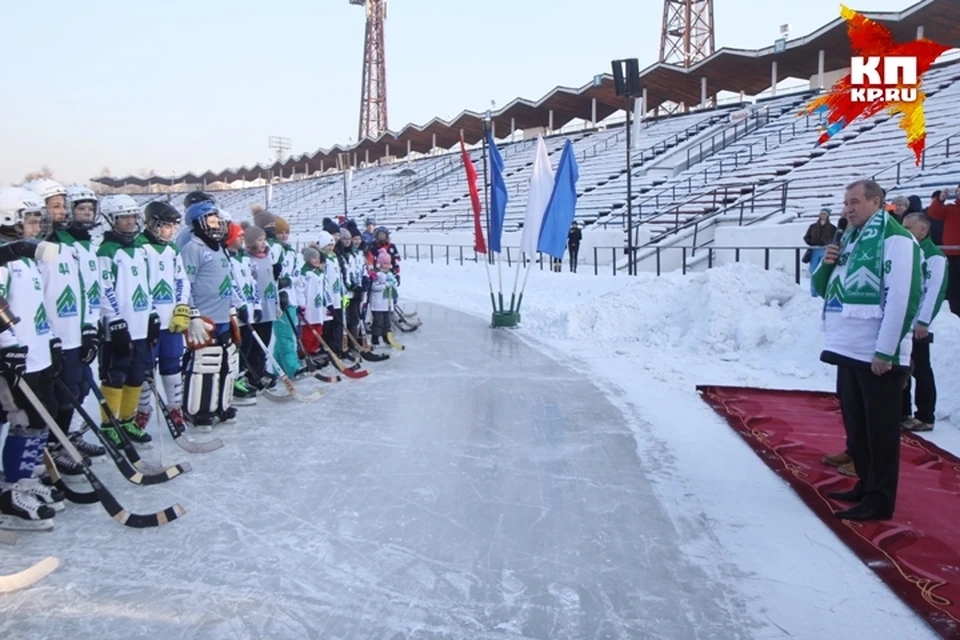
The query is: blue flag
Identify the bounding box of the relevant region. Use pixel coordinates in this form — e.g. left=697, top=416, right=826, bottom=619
left=487, top=130, right=507, bottom=253
left=537, top=139, right=579, bottom=259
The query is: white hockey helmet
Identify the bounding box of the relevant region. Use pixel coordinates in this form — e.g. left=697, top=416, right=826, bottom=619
left=23, top=178, right=67, bottom=203
left=65, top=185, right=99, bottom=230
left=0, top=187, right=48, bottom=237
left=99, top=194, right=143, bottom=241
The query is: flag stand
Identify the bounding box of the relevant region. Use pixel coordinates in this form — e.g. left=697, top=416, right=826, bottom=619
left=482, top=121, right=519, bottom=328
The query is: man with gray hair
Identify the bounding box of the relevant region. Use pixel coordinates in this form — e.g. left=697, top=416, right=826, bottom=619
left=813, top=178, right=922, bottom=521
left=900, top=212, right=949, bottom=432
left=888, top=195, right=910, bottom=223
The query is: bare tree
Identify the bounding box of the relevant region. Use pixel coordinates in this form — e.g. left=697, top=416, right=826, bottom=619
left=21, top=165, right=55, bottom=183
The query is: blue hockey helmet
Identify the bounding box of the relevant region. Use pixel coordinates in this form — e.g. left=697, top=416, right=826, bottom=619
left=186, top=201, right=224, bottom=241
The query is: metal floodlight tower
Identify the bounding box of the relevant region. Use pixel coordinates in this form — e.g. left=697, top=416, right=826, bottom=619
left=352, top=0, right=388, bottom=141
left=659, top=0, right=715, bottom=113
left=268, top=135, right=291, bottom=162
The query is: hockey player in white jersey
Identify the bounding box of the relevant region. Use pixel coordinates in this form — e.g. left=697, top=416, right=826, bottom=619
left=97, top=195, right=159, bottom=446
left=224, top=222, right=258, bottom=403
left=27, top=180, right=106, bottom=474
left=179, top=200, right=240, bottom=428
left=0, top=187, right=65, bottom=531
left=135, top=201, right=191, bottom=432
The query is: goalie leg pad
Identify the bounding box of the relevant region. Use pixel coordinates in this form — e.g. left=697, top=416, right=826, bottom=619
left=219, top=342, right=238, bottom=413
left=183, top=346, right=223, bottom=421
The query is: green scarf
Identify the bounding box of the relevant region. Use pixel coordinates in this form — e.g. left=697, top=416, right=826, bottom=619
left=828, top=210, right=888, bottom=318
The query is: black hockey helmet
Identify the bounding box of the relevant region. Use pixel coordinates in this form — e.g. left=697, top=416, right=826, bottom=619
left=183, top=190, right=215, bottom=210
left=144, top=201, right=182, bottom=242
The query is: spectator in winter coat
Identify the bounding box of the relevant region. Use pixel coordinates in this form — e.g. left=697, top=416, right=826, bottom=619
left=362, top=217, right=376, bottom=246
left=567, top=222, right=582, bottom=273
left=888, top=196, right=910, bottom=223
left=803, top=208, right=837, bottom=297
left=366, top=226, right=401, bottom=284
left=927, top=185, right=960, bottom=317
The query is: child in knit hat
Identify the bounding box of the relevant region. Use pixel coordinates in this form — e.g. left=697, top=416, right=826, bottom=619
left=315, top=231, right=346, bottom=356
left=224, top=223, right=260, bottom=401
left=269, top=215, right=302, bottom=378
left=368, top=249, right=398, bottom=347
left=297, top=245, right=331, bottom=368
left=243, top=225, right=278, bottom=388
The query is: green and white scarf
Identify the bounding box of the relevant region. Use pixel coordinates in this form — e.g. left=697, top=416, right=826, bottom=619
left=827, top=210, right=888, bottom=319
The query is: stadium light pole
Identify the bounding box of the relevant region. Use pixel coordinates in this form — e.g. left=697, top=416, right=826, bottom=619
left=612, top=59, right=641, bottom=275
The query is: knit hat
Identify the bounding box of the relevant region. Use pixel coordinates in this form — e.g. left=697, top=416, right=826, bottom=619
left=376, top=248, right=392, bottom=268
left=321, top=218, right=340, bottom=236
left=301, top=245, right=320, bottom=263
left=253, top=210, right=276, bottom=230
left=275, top=216, right=289, bottom=234
left=244, top=225, right=266, bottom=251
left=365, top=217, right=375, bottom=226
left=225, top=222, right=244, bottom=246
left=820, top=207, right=831, bottom=215
left=346, top=220, right=361, bottom=239
left=316, top=231, right=334, bottom=249
left=907, top=195, right=923, bottom=214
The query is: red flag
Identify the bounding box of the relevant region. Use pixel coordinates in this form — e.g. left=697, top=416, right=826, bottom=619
left=460, top=134, right=487, bottom=254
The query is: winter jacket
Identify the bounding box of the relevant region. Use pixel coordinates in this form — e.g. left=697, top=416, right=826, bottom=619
left=928, top=197, right=960, bottom=256
left=567, top=227, right=582, bottom=249
left=369, top=270, right=398, bottom=312
left=803, top=221, right=837, bottom=247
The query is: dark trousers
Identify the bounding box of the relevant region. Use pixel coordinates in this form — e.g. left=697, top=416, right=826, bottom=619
left=346, top=296, right=362, bottom=338
left=569, top=245, right=579, bottom=272
left=5, top=368, right=57, bottom=432
left=836, top=368, right=854, bottom=457
left=948, top=255, right=960, bottom=319
left=239, top=324, right=255, bottom=376
left=53, top=348, right=91, bottom=433
left=323, top=310, right=344, bottom=355
left=246, top=322, right=273, bottom=380
left=371, top=310, right=390, bottom=339
left=99, top=339, right=151, bottom=389
left=902, top=337, right=936, bottom=424
left=837, top=364, right=906, bottom=512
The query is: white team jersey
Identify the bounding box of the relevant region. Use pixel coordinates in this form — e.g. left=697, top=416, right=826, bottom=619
left=322, top=251, right=343, bottom=309
left=38, top=233, right=84, bottom=349
left=70, top=237, right=102, bottom=329
left=229, top=251, right=260, bottom=320
left=297, top=267, right=330, bottom=324
left=141, top=238, right=190, bottom=330
left=0, top=257, right=53, bottom=373
left=98, top=237, right=155, bottom=341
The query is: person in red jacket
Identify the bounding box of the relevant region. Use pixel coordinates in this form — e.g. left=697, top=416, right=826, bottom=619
left=927, top=186, right=960, bottom=317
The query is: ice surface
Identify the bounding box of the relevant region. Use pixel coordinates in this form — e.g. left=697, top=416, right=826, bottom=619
left=1, top=303, right=762, bottom=639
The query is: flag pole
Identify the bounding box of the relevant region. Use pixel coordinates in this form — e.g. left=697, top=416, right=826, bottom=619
left=481, top=123, right=497, bottom=313
left=509, top=248, right=523, bottom=311
left=516, top=256, right=535, bottom=313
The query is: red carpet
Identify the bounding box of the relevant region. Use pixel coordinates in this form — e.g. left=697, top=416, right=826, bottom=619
left=698, top=386, right=960, bottom=638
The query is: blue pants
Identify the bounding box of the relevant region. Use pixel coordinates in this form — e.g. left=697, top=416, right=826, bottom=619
left=809, top=248, right=825, bottom=297
left=151, top=329, right=185, bottom=376
left=54, top=348, right=91, bottom=414
left=100, top=339, right=152, bottom=389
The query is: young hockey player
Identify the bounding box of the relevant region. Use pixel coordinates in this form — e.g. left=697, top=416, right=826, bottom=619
left=297, top=245, right=330, bottom=367
left=337, top=221, right=367, bottom=347
left=244, top=224, right=279, bottom=388
left=366, top=226, right=401, bottom=284
left=271, top=216, right=301, bottom=377
left=134, top=201, right=191, bottom=433
left=224, top=222, right=258, bottom=403
left=179, top=200, right=239, bottom=428
left=0, top=187, right=66, bottom=530
left=318, top=231, right=345, bottom=357
left=368, top=249, right=399, bottom=348
left=97, top=195, right=159, bottom=446
left=26, top=180, right=105, bottom=473
left=176, top=191, right=216, bottom=249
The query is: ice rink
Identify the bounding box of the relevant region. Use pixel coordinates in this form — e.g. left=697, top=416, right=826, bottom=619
left=0, top=303, right=756, bottom=639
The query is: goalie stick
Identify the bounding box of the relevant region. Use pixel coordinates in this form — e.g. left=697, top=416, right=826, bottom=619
left=249, top=329, right=323, bottom=402
left=0, top=556, right=59, bottom=593
left=17, top=379, right=187, bottom=529
left=145, top=376, right=224, bottom=453
left=298, top=312, right=370, bottom=379
left=54, top=378, right=191, bottom=485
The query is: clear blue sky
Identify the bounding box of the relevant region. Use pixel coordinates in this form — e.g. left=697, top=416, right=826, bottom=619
left=0, top=0, right=915, bottom=185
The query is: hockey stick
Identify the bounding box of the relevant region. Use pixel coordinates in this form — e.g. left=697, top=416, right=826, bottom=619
left=18, top=380, right=187, bottom=528
left=298, top=312, right=369, bottom=379
left=0, top=556, right=59, bottom=593
left=386, top=299, right=406, bottom=350
left=82, top=368, right=162, bottom=473
left=237, top=347, right=296, bottom=403
left=52, top=379, right=190, bottom=485
left=345, top=328, right=390, bottom=362
left=249, top=329, right=323, bottom=402
left=146, top=376, right=224, bottom=453
left=42, top=450, right=98, bottom=505
left=284, top=311, right=342, bottom=383
left=391, top=311, right=421, bottom=333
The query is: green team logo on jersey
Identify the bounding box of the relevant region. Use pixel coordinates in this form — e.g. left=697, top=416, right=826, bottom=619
left=87, top=281, right=101, bottom=309
left=55, top=287, right=79, bottom=318
left=152, top=279, right=174, bottom=305
left=131, top=285, right=149, bottom=312
left=314, top=293, right=324, bottom=308
left=242, top=283, right=253, bottom=302
left=263, top=282, right=277, bottom=301
left=218, top=276, right=232, bottom=300
left=35, top=304, right=51, bottom=335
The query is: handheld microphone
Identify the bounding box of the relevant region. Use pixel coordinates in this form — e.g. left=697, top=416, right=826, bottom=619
left=831, top=217, right=848, bottom=246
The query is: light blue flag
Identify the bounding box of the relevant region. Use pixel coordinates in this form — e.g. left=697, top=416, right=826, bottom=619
left=487, top=130, right=507, bottom=253
left=537, top=140, right=579, bottom=259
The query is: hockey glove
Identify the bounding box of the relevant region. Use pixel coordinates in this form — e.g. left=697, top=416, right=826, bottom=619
left=236, top=306, right=249, bottom=325
left=326, top=305, right=336, bottom=316
left=80, top=323, right=100, bottom=365
left=279, top=290, right=290, bottom=310
left=49, top=337, right=64, bottom=375
left=278, top=276, right=292, bottom=290
left=254, top=308, right=263, bottom=323
left=0, top=345, right=27, bottom=381
left=147, top=313, right=161, bottom=347
left=108, top=319, right=131, bottom=358
left=272, top=263, right=283, bottom=280
left=341, top=295, right=351, bottom=308
left=169, top=304, right=191, bottom=333
left=187, top=309, right=212, bottom=346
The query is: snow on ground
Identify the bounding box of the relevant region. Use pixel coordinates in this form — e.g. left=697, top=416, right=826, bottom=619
left=401, top=258, right=960, bottom=638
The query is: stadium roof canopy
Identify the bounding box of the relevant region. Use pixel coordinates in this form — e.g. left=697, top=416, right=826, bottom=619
left=94, top=0, right=960, bottom=189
